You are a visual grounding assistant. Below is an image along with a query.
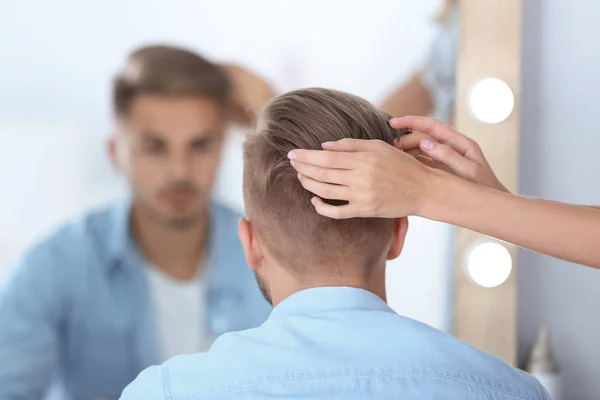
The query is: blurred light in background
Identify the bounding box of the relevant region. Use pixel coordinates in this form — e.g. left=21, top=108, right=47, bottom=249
left=467, top=77, right=514, bottom=124
left=464, top=241, right=512, bottom=288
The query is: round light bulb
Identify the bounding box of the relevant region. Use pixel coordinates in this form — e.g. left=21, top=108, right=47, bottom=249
left=464, top=241, right=512, bottom=288
left=468, top=77, right=515, bottom=124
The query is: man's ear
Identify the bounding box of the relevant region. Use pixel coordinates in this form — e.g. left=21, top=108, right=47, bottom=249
left=238, top=218, right=263, bottom=270
left=386, top=217, right=409, bottom=261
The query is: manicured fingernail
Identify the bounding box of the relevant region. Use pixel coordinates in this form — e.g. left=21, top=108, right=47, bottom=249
left=420, top=139, right=435, bottom=151
left=290, top=160, right=295, bottom=167
left=297, top=173, right=302, bottom=180
left=322, top=141, right=336, bottom=148
left=287, top=151, right=297, bottom=160
left=311, top=197, right=317, bottom=205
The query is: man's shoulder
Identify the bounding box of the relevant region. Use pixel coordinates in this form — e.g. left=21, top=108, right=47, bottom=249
left=126, top=351, right=233, bottom=400
left=432, top=335, right=546, bottom=398
left=128, top=316, right=548, bottom=400
left=379, top=314, right=548, bottom=398
left=120, top=364, right=166, bottom=400
left=15, top=202, right=125, bottom=273
left=122, top=352, right=219, bottom=400
left=125, top=329, right=264, bottom=399
left=1, top=202, right=127, bottom=308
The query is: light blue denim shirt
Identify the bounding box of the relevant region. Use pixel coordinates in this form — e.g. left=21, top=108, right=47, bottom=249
left=122, top=287, right=549, bottom=400
left=0, top=200, right=271, bottom=400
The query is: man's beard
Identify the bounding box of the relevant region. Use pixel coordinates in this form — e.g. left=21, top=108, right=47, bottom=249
left=254, top=270, right=272, bottom=306
left=137, top=181, right=207, bottom=230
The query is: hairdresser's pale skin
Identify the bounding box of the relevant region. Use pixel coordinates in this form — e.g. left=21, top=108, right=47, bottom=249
left=288, top=116, right=600, bottom=270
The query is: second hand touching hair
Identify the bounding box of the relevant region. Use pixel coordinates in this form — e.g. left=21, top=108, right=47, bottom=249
left=287, top=116, right=600, bottom=270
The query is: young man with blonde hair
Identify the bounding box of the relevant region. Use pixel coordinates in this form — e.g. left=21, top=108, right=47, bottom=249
left=122, top=88, right=549, bottom=399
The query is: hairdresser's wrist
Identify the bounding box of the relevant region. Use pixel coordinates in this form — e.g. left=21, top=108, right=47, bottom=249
left=417, top=169, right=482, bottom=224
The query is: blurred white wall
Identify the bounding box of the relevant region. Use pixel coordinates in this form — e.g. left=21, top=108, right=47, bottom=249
left=0, top=0, right=453, bottom=331
left=519, top=1, right=600, bottom=398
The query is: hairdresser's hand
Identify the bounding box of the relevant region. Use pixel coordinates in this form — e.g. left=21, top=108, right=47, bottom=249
left=392, top=116, right=509, bottom=192
left=288, top=139, right=437, bottom=219
left=221, top=64, right=275, bottom=125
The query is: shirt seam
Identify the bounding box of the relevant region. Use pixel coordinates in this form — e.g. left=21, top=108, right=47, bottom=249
left=162, top=364, right=173, bottom=400
left=478, top=383, right=492, bottom=400
left=177, top=371, right=537, bottom=400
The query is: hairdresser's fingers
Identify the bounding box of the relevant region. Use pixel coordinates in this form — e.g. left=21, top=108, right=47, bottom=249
left=288, top=149, right=357, bottom=170
left=403, top=148, right=454, bottom=174
left=395, top=132, right=436, bottom=151
left=420, top=141, right=478, bottom=179
left=413, top=154, right=438, bottom=169
left=403, top=147, right=446, bottom=168
left=311, top=197, right=360, bottom=219
left=297, top=175, right=353, bottom=202
left=292, top=161, right=353, bottom=185
left=390, top=116, right=448, bottom=138
left=414, top=154, right=453, bottom=172
left=404, top=148, right=425, bottom=159
left=390, top=116, right=474, bottom=156
left=320, top=138, right=391, bottom=152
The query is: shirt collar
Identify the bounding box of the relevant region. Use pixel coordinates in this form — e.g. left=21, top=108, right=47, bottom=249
left=269, top=286, right=394, bottom=318
left=106, top=199, right=226, bottom=274
left=107, top=198, right=132, bottom=264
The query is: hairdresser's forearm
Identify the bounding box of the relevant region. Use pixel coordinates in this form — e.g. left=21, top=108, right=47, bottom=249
left=421, top=173, right=600, bottom=269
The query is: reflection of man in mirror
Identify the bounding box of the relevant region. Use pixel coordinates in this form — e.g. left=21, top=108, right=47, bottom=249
left=0, top=45, right=274, bottom=400
left=122, top=88, right=550, bottom=400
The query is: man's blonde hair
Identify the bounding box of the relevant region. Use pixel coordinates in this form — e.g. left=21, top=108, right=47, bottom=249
left=243, top=88, right=397, bottom=278
left=113, top=45, right=230, bottom=117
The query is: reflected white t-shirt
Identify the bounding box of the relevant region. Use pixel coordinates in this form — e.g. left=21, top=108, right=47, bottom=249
left=146, top=265, right=212, bottom=362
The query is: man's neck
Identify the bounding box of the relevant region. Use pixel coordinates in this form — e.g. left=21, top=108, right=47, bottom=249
left=268, top=265, right=387, bottom=307
left=132, top=204, right=209, bottom=281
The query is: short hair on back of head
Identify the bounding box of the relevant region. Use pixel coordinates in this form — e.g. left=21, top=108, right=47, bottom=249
left=243, top=88, right=396, bottom=279
left=113, top=44, right=231, bottom=117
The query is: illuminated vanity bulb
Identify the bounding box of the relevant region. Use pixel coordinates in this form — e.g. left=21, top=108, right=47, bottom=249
left=468, top=77, right=515, bottom=124
left=464, top=241, right=512, bottom=288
